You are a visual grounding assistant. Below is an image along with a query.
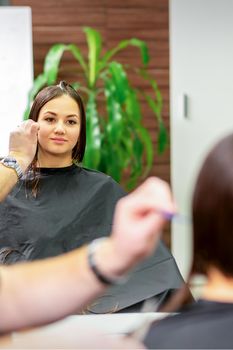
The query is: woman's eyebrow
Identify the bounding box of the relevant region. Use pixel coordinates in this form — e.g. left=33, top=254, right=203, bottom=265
left=43, top=111, right=79, bottom=118
left=65, top=114, right=79, bottom=118
left=43, top=111, right=57, bottom=116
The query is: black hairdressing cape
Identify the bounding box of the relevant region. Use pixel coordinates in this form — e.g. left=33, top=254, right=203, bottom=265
left=0, top=164, right=184, bottom=312
left=144, top=300, right=233, bottom=349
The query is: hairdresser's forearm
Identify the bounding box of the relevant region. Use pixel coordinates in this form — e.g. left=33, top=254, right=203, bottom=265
left=0, top=240, right=120, bottom=333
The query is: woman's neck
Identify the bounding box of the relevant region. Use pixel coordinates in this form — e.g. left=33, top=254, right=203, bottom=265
left=202, top=267, right=233, bottom=303
left=37, top=151, right=73, bottom=168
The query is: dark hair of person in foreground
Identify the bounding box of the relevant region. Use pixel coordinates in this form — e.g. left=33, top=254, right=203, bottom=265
left=144, top=133, right=233, bottom=349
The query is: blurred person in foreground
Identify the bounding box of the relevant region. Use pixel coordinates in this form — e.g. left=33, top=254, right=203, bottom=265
left=144, top=132, right=233, bottom=349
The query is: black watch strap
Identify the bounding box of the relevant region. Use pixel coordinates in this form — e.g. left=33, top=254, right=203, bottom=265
left=87, top=238, right=128, bottom=286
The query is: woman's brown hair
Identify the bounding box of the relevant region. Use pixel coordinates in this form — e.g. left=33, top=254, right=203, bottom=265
left=26, top=81, right=86, bottom=196
left=162, top=133, right=233, bottom=312
left=28, top=80, right=86, bottom=163
left=192, top=133, right=233, bottom=277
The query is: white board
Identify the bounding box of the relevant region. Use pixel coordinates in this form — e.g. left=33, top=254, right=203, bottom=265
left=0, top=7, right=33, bottom=156
left=170, top=0, right=233, bottom=278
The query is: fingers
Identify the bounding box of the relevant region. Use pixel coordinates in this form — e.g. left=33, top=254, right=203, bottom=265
left=17, top=120, right=40, bottom=134
left=8, top=120, right=39, bottom=170
left=125, top=177, right=176, bottom=218
left=30, top=122, right=40, bottom=137
left=109, top=177, right=176, bottom=270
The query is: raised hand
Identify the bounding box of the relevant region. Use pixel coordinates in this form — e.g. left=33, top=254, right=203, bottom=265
left=9, top=120, right=40, bottom=171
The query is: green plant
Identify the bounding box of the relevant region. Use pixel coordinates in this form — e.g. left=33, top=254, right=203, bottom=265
left=24, top=27, right=167, bottom=189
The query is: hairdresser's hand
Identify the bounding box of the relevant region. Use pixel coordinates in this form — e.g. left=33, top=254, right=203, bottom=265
left=8, top=120, right=39, bottom=172
left=96, top=177, right=176, bottom=278
left=111, top=177, right=176, bottom=269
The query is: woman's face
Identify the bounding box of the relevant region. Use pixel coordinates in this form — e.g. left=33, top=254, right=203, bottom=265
left=37, top=94, right=81, bottom=161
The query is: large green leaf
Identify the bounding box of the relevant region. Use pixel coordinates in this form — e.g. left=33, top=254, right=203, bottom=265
left=138, top=68, right=167, bottom=154
left=83, top=93, right=101, bottom=169
left=139, top=68, right=163, bottom=119
left=126, top=135, right=144, bottom=190
left=150, top=79, right=163, bottom=118
left=125, top=88, right=142, bottom=124
left=144, top=93, right=168, bottom=154
left=84, top=27, right=102, bottom=87
left=100, top=38, right=149, bottom=72
left=67, top=44, right=88, bottom=78
left=44, top=44, right=68, bottom=84
left=103, top=70, right=144, bottom=184
left=104, top=66, right=137, bottom=140
left=107, top=62, right=129, bottom=104
left=103, top=125, right=135, bottom=183
left=136, top=126, right=154, bottom=177
left=104, top=80, right=124, bottom=143
left=124, top=89, right=145, bottom=185
left=103, top=68, right=151, bottom=185
left=119, top=130, right=135, bottom=169
left=145, top=94, right=162, bottom=121
left=158, top=121, right=168, bottom=154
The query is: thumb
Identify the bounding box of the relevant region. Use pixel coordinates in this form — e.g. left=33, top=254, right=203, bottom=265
left=30, top=122, right=40, bottom=137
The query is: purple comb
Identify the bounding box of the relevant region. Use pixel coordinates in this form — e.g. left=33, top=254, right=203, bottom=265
left=158, top=209, right=190, bottom=224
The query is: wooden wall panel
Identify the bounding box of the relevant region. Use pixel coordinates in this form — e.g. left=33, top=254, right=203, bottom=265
left=11, top=0, right=171, bottom=246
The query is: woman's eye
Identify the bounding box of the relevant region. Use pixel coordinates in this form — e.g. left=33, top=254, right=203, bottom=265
left=67, top=120, right=77, bottom=125
left=44, top=117, right=55, bottom=123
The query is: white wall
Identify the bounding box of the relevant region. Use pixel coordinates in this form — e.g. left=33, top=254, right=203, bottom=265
left=0, top=7, right=33, bottom=156
left=170, top=0, right=233, bottom=278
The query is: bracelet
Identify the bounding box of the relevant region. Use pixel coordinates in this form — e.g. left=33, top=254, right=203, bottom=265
left=0, top=156, right=23, bottom=180
left=87, top=238, right=128, bottom=286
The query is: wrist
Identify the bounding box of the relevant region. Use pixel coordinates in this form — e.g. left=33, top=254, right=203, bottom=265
left=0, top=156, right=24, bottom=180
left=8, top=152, right=31, bottom=173
left=88, top=238, right=128, bottom=285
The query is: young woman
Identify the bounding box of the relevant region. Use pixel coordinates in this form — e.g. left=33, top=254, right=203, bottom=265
left=144, top=133, right=233, bottom=349
left=0, top=81, right=184, bottom=312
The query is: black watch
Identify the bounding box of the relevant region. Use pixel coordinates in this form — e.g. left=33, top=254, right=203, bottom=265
left=0, top=156, right=23, bottom=180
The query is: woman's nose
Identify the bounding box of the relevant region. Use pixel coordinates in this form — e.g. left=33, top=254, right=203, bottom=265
left=54, top=121, right=65, bottom=134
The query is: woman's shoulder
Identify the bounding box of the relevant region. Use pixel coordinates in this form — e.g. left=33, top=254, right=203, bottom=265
left=79, top=166, right=111, bottom=178
left=78, top=166, right=120, bottom=186
left=75, top=166, right=126, bottom=195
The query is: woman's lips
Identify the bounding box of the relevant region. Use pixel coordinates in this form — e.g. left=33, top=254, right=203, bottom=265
left=50, top=138, right=67, bottom=144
